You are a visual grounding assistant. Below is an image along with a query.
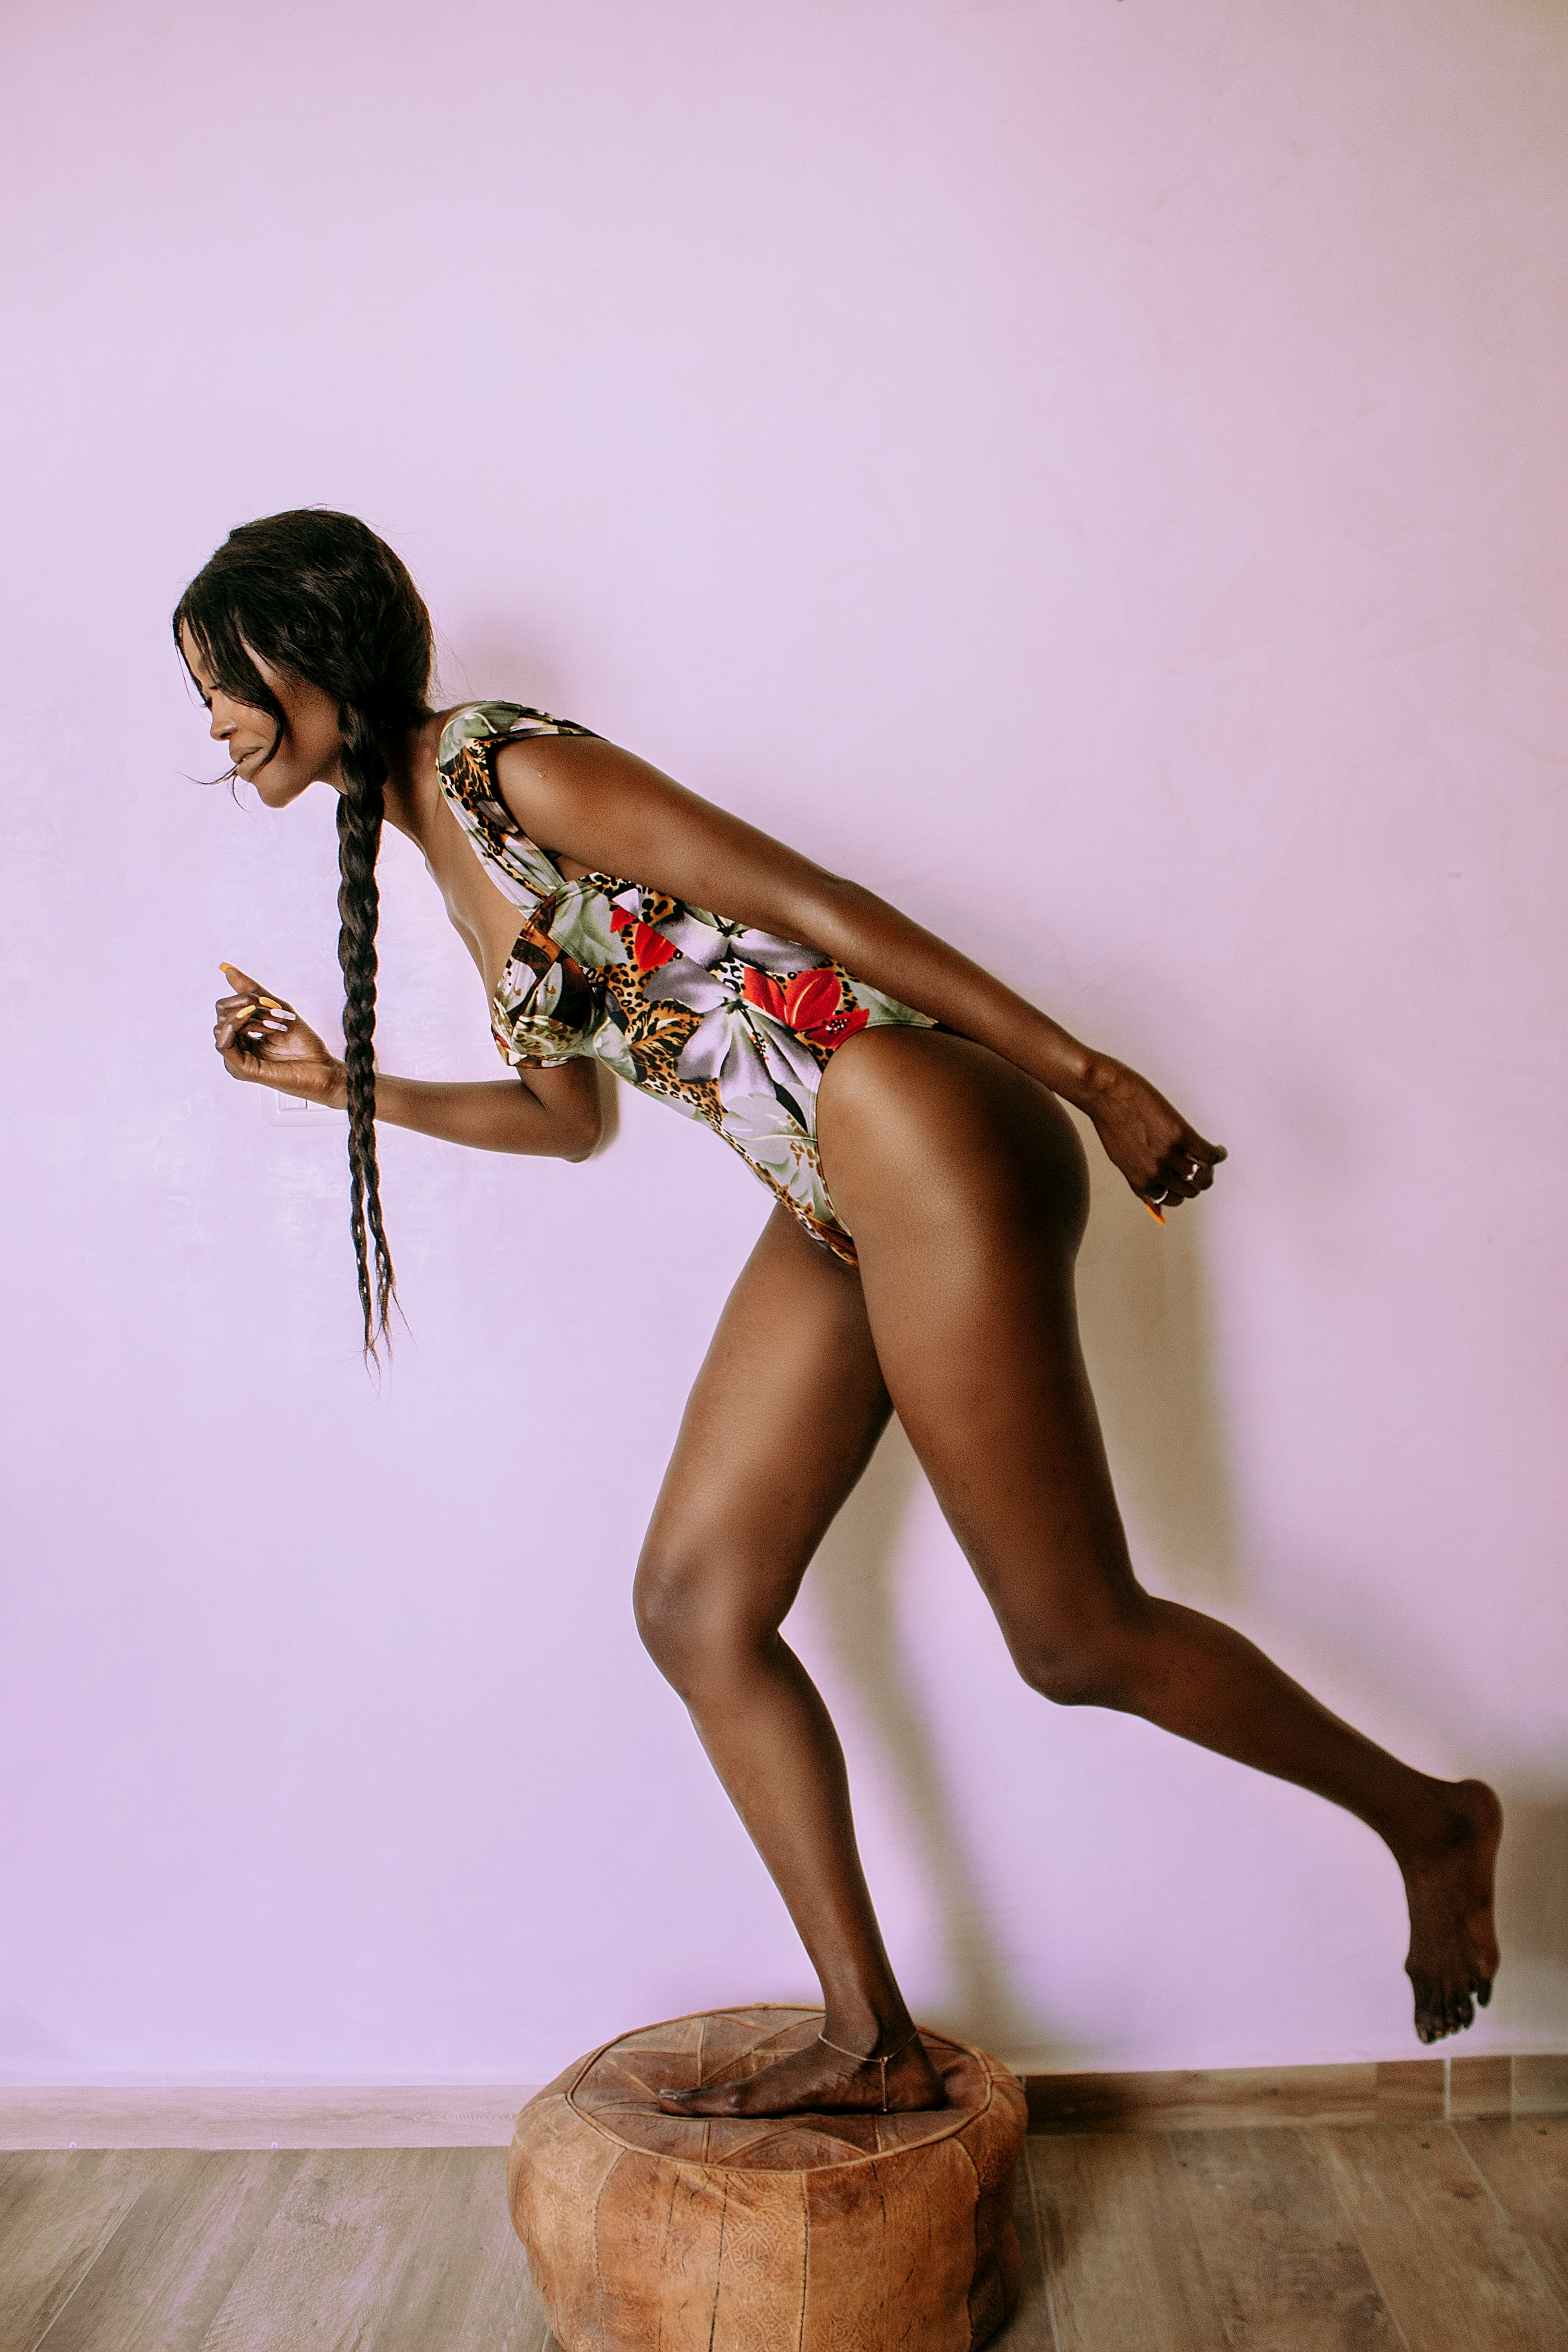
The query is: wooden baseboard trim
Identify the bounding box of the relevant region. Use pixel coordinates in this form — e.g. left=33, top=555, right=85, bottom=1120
left=0, top=2085, right=543, bottom=2152
left=1022, top=2051, right=1568, bottom=2133
left=4, top=2053, right=1564, bottom=2149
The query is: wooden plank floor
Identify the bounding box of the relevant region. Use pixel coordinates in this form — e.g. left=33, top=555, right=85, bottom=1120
left=2, top=2121, right=1565, bottom=2349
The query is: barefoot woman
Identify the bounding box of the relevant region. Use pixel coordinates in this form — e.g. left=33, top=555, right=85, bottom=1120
left=179, top=509, right=1499, bottom=2114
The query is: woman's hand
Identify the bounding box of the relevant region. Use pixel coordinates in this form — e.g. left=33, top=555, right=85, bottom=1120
left=1078, top=1058, right=1226, bottom=1212
left=213, top=963, right=344, bottom=1105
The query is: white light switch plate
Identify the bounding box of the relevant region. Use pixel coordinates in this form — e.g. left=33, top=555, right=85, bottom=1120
left=268, top=1090, right=345, bottom=1125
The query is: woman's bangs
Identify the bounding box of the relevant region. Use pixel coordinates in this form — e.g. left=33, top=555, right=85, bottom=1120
left=176, top=597, right=281, bottom=717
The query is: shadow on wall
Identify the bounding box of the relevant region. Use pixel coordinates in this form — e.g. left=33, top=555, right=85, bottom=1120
left=1072, top=1119, right=1240, bottom=1604
left=807, top=1422, right=1056, bottom=2061
left=1496, top=1791, right=1568, bottom=2019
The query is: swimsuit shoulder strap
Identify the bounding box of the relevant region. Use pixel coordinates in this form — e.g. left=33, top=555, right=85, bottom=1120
left=436, top=701, right=598, bottom=905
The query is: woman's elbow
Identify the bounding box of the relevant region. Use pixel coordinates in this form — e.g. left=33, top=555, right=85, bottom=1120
left=557, top=1089, right=605, bottom=1162
left=514, top=1063, right=605, bottom=1161
left=559, top=1117, right=602, bottom=1164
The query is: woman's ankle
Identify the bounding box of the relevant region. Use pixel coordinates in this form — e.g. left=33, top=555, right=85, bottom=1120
left=818, top=2003, right=914, bottom=2059
left=1384, top=1775, right=1487, bottom=1872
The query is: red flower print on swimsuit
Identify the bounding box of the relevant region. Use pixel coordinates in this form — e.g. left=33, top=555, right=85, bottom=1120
left=610, top=902, right=678, bottom=973
left=742, top=964, right=871, bottom=1051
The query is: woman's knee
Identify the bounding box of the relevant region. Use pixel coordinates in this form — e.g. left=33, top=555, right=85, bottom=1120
left=1008, top=1600, right=1153, bottom=1710
left=632, top=1540, right=773, bottom=1696
left=1015, top=1645, right=1123, bottom=1709
left=631, top=1546, right=702, bottom=1683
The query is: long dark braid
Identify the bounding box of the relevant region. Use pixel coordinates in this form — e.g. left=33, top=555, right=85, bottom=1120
left=335, top=709, right=396, bottom=1353
left=174, top=510, right=433, bottom=1359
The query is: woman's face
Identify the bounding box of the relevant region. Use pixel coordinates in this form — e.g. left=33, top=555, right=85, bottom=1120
left=179, top=624, right=344, bottom=807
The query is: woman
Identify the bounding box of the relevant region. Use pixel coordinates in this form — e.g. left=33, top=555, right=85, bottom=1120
left=180, top=509, right=1500, bottom=2116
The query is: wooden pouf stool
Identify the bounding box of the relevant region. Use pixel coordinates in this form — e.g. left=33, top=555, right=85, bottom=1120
left=509, top=2004, right=1027, bottom=2352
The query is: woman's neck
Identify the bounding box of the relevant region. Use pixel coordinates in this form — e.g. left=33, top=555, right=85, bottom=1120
left=380, top=711, right=446, bottom=846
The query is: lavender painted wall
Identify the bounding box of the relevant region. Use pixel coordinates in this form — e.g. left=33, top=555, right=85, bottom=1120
left=2, top=0, right=1564, bottom=2085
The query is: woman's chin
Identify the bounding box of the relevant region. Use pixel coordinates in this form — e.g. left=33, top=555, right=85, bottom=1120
left=253, top=772, right=315, bottom=808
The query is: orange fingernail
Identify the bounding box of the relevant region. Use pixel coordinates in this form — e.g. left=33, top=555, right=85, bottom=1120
left=1144, top=1201, right=1165, bottom=1224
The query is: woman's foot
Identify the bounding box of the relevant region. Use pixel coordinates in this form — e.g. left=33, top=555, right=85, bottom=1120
left=657, top=2023, right=951, bottom=2118
left=1399, top=1779, right=1502, bottom=2043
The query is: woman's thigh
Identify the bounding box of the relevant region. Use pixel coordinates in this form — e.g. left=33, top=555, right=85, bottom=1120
left=635, top=1206, right=894, bottom=1658
left=818, top=1029, right=1143, bottom=1676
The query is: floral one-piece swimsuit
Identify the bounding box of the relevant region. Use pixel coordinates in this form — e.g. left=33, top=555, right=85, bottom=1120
left=437, top=702, right=934, bottom=1263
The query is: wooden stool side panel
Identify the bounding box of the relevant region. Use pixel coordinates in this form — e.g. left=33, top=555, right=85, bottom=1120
left=508, top=2099, right=626, bottom=2348
left=965, top=2187, right=1021, bottom=2352
left=802, top=2139, right=976, bottom=2352
left=706, top=2168, right=811, bottom=2352
left=956, top=2065, right=1028, bottom=2349
left=956, top=2065, right=1029, bottom=2195
left=593, top=2152, right=810, bottom=2352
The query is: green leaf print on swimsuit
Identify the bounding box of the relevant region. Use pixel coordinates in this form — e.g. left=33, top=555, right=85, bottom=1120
left=436, top=702, right=934, bottom=1262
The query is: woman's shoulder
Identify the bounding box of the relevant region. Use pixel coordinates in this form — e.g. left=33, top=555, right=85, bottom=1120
left=437, top=701, right=599, bottom=773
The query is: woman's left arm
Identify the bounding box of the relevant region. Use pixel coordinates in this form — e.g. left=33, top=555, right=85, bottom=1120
left=496, top=737, right=1225, bottom=1204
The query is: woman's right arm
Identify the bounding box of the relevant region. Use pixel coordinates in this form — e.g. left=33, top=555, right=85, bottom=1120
left=347, top=1068, right=603, bottom=1158
left=213, top=969, right=603, bottom=1160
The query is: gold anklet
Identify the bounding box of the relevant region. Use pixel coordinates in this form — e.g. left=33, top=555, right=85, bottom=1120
left=817, top=2026, right=923, bottom=2114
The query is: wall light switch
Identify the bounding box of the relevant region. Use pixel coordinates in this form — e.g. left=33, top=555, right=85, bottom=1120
left=268, top=1090, right=345, bottom=1125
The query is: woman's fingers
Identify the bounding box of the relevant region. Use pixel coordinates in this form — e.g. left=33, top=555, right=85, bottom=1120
left=215, top=964, right=295, bottom=1037
left=1145, top=1133, right=1227, bottom=1211
left=216, top=992, right=293, bottom=1020
left=214, top=995, right=297, bottom=1049
left=1158, top=1166, right=1206, bottom=1205
left=215, top=1011, right=295, bottom=1046
left=1092, top=1072, right=1222, bottom=1207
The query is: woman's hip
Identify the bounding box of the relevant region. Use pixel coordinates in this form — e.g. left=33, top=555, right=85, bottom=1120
left=815, top=1025, right=1090, bottom=1256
